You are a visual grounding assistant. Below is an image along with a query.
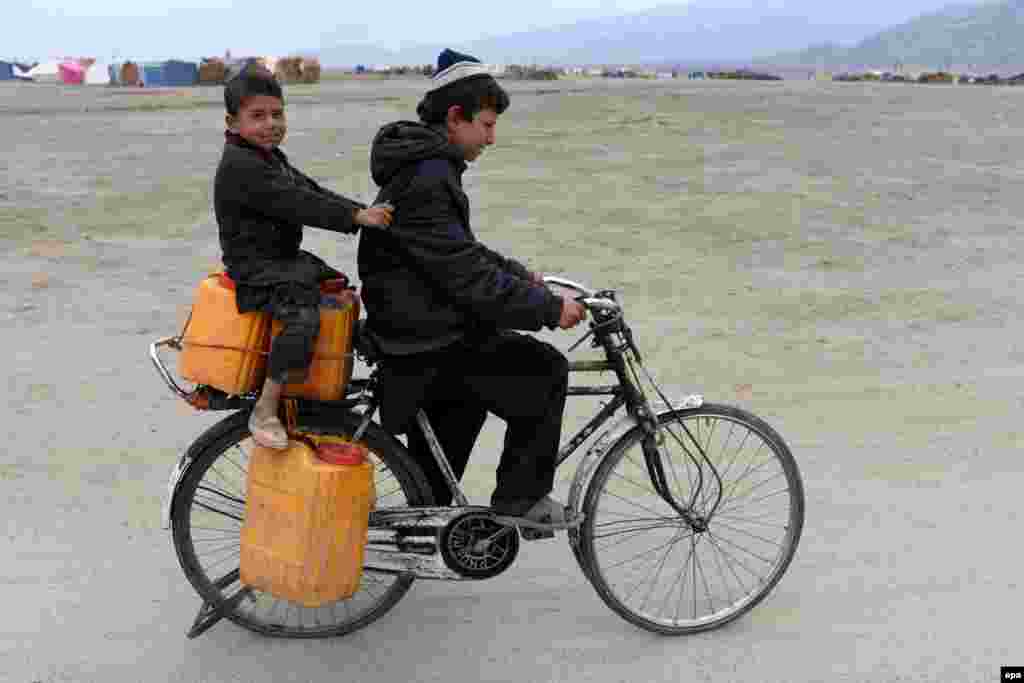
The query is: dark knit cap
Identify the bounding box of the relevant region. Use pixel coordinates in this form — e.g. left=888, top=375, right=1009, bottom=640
left=427, top=48, right=493, bottom=93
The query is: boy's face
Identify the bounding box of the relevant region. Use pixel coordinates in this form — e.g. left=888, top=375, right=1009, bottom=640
left=447, top=107, right=497, bottom=162
left=227, top=95, right=286, bottom=151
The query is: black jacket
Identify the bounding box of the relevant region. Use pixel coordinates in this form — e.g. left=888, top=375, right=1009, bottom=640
left=214, top=134, right=365, bottom=312
left=357, top=121, right=562, bottom=355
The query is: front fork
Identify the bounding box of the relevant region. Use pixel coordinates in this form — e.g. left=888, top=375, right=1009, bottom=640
left=634, top=395, right=711, bottom=533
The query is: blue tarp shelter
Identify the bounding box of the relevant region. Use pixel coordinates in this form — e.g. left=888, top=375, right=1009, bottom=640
left=141, top=63, right=166, bottom=87
left=0, top=61, right=14, bottom=81
left=162, top=60, right=198, bottom=86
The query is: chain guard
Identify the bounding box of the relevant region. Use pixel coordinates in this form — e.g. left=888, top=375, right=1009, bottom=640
left=439, top=511, right=520, bottom=579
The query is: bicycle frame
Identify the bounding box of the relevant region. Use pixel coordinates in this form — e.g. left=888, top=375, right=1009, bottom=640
left=411, top=359, right=630, bottom=508
left=399, top=304, right=676, bottom=511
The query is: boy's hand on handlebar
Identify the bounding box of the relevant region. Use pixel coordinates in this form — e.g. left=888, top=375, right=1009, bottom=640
left=355, top=204, right=393, bottom=228
left=558, top=297, right=587, bottom=329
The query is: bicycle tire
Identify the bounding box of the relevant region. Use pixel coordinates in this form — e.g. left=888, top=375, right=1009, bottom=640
left=577, top=403, right=804, bottom=635
left=170, top=408, right=434, bottom=638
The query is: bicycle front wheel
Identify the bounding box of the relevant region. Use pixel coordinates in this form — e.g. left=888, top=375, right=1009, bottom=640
left=170, top=408, right=433, bottom=638
left=576, top=403, right=804, bottom=635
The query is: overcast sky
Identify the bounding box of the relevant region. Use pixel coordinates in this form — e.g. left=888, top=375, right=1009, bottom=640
left=10, top=0, right=959, bottom=62
left=10, top=0, right=681, bottom=61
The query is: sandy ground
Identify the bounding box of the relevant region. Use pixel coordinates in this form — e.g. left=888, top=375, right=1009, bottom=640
left=2, top=76, right=1023, bottom=682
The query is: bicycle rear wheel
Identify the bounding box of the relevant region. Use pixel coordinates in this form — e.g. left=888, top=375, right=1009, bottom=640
left=170, top=408, right=433, bottom=638
left=576, top=403, right=804, bottom=635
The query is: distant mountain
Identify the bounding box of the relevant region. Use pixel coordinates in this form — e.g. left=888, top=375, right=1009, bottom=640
left=315, top=1, right=955, bottom=67
left=761, top=0, right=1024, bottom=70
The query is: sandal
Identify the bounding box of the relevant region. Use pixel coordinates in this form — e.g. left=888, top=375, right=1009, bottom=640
left=491, top=496, right=583, bottom=532
left=248, top=411, right=289, bottom=450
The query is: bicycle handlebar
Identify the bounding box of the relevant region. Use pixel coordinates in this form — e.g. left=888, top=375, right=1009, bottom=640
left=542, top=275, right=594, bottom=297
left=542, top=276, right=621, bottom=314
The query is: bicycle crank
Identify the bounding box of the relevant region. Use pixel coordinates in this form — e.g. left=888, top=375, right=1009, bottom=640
left=365, top=506, right=522, bottom=580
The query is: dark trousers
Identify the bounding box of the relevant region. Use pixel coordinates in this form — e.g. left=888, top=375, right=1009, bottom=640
left=267, top=301, right=321, bottom=383
left=402, top=332, right=569, bottom=515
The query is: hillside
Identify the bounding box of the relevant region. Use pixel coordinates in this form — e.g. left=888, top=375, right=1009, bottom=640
left=761, top=0, right=1024, bottom=70
left=315, top=1, right=952, bottom=67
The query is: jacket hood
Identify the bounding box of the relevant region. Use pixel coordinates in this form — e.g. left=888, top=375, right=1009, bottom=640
left=370, top=121, right=462, bottom=186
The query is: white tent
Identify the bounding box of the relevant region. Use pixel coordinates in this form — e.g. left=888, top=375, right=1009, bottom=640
left=13, top=64, right=33, bottom=81
left=27, top=61, right=60, bottom=82
left=85, top=61, right=112, bottom=85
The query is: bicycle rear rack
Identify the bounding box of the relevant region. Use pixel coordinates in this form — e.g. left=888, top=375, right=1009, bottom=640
left=149, top=337, right=255, bottom=410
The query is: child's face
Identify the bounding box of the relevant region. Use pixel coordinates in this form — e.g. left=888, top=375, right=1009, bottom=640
left=227, top=95, right=286, bottom=150
left=447, top=107, right=498, bottom=163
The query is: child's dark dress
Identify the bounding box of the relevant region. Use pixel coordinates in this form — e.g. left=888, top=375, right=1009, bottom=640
left=214, top=132, right=364, bottom=382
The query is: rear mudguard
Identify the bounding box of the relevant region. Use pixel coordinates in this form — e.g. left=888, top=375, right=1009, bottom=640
left=162, top=449, right=199, bottom=529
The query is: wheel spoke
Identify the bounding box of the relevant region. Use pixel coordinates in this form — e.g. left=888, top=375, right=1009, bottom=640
left=712, top=512, right=789, bottom=528
left=711, top=519, right=786, bottom=549
left=706, top=529, right=776, bottom=568
left=636, top=528, right=685, bottom=612
left=599, top=487, right=677, bottom=520
left=714, top=486, right=791, bottom=517
left=193, top=500, right=244, bottom=523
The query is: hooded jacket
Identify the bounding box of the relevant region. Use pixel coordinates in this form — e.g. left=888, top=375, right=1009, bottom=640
left=357, top=121, right=563, bottom=355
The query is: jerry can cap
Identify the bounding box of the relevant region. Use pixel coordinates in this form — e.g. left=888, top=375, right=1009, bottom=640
left=317, top=442, right=367, bottom=465
left=217, top=272, right=237, bottom=290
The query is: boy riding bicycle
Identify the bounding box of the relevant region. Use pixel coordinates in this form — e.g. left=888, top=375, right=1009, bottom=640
left=357, top=49, right=586, bottom=529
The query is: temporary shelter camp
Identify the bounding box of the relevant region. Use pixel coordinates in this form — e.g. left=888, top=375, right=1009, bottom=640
left=0, top=61, right=13, bottom=81
left=59, top=61, right=85, bottom=84
left=28, top=61, right=60, bottom=82
left=13, top=64, right=33, bottom=81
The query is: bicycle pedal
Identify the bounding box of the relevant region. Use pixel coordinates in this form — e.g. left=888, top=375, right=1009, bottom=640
left=520, top=527, right=556, bottom=541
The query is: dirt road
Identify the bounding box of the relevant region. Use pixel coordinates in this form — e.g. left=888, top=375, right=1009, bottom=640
left=2, top=77, right=1021, bottom=682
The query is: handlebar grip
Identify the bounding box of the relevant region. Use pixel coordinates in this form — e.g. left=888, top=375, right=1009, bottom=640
left=542, top=276, right=595, bottom=298
left=581, top=297, right=620, bottom=313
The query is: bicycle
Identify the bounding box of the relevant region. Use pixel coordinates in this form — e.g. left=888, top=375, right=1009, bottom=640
left=150, top=276, right=805, bottom=639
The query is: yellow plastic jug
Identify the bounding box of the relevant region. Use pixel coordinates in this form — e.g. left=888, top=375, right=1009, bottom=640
left=273, top=287, right=360, bottom=402
left=239, top=440, right=375, bottom=607
left=179, top=273, right=270, bottom=395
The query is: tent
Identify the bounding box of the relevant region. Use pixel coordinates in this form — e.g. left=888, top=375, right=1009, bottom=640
left=27, top=61, right=60, bottom=82
left=13, top=64, right=33, bottom=81
left=59, top=61, right=85, bottom=84
left=198, top=58, right=226, bottom=84
left=120, top=62, right=141, bottom=86
left=85, top=61, right=112, bottom=85
left=161, top=60, right=198, bottom=86
left=224, top=57, right=266, bottom=82
left=141, top=62, right=165, bottom=87
left=0, top=61, right=13, bottom=81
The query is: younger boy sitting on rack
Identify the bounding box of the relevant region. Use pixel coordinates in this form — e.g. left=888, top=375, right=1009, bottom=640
left=214, top=71, right=392, bottom=448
